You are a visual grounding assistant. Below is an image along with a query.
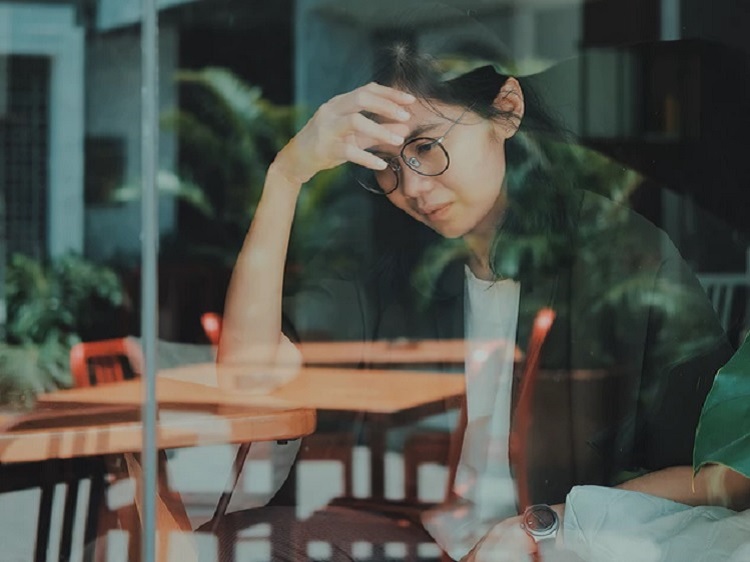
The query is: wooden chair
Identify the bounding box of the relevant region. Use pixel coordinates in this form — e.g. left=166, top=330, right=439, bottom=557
left=0, top=454, right=109, bottom=562
left=293, top=399, right=466, bottom=562
left=319, top=310, right=554, bottom=560
left=69, top=338, right=191, bottom=560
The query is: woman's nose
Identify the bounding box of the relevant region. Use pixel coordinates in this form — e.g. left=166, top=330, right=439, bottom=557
left=399, top=168, right=435, bottom=199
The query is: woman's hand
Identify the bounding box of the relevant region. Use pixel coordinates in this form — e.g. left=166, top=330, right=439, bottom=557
left=462, top=505, right=564, bottom=562
left=462, top=515, right=537, bottom=562
left=272, top=82, right=415, bottom=185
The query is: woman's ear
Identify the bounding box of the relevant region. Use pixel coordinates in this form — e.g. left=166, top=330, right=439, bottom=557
left=492, top=77, right=525, bottom=138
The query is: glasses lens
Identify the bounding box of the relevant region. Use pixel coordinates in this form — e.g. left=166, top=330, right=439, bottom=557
left=351, top=160, right=398, bottom=195
left=402, top=138, right=449, bottom=176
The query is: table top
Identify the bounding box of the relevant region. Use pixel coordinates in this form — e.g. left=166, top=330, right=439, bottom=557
left=3, top=359, right=466, bottom=464
left=297, top=339, right=523, bottom=365
left=0, top=378, right=315, bottom=464
left=46, top=363, right=466, bottom=415
left=269, top=367, right=465, bottom=414
left=156, top=363, right=466, bottom=415
left=298, top=339, right=467, bottom=365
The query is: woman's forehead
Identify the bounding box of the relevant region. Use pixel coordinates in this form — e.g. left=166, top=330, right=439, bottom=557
left=372, top=96, right=467, bottom=126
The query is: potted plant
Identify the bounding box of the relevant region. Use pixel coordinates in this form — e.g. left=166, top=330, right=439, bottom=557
left=0, top=253, right=125, bottom=407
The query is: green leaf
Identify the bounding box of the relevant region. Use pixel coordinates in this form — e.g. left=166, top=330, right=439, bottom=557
left=694, top=333, right=750, bottom=478
left=112, top=171, right=215, bottom=217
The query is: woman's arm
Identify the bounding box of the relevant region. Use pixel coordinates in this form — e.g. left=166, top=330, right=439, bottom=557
left=617, top=463, right=750, bottom=511
left=217, top=83, right=415, bottom=367
left=217, top=165, right=304, bottom=367
left=463, top=467, right=750, bottom=562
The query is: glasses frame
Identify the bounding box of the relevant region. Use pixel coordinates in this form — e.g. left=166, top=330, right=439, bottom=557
left=361, top=109, right=469, bottom=195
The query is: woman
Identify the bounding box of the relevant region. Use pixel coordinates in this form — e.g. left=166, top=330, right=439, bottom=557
left=216, top=44, right=747, bottom=561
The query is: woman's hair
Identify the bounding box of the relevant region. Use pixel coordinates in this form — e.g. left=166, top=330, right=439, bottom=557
left=371, top=43, right=579, bottom=292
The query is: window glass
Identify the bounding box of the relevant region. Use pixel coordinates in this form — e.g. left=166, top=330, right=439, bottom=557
left=1, top=1, right=748, bottom=561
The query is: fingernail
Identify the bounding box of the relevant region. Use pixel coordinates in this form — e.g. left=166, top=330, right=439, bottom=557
left=397, top=110, right=410, bottom=120
left=392, top=134, right=404, bottom=145
left=401, top=92, right=416, bottom=102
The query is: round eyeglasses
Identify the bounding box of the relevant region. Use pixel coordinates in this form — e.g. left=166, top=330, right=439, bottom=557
left=353, top=112, right=467, bottom=195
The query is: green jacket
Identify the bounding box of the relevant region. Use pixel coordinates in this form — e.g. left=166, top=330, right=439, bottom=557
left=282, top=190, right=733, bottom=506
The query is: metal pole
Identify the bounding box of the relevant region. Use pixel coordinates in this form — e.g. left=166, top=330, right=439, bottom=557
left=141, top=0, right=158, bottom=559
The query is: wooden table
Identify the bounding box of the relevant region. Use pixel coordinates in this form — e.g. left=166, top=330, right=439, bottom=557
left=0, top=379, right=316, bottom=562
left=159, top=363, right=466, bottom=499
left=2, top=380, right=315, bottom=464
left=27, top=335, right=469, bottom=499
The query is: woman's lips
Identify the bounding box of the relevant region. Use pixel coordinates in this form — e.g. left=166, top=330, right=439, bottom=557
left=420, top=203, right=452, bottom=220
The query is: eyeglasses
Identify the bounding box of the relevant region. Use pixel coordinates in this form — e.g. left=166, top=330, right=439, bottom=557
left=354, top=110, right=469, bottom=195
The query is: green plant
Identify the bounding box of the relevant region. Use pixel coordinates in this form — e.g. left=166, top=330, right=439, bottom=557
left=694, top=332, right=750, bottom=479
left=154, top=67, right=351, bottom=276
left=162, top=67, right=297, bottom=225
left=0, top=253, right=124, bottom=406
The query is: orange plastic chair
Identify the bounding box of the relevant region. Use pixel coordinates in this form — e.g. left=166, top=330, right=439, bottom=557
left=200, top=312, right=223, bottom=346
left=69, top=338, right=143, bottom=388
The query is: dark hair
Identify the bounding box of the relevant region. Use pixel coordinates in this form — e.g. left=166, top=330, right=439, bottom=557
left=371, top=43, right=578, bottom=292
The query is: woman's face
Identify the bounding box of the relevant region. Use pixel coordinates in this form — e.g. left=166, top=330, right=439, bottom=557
left=373, top=89, right=521, bottom=241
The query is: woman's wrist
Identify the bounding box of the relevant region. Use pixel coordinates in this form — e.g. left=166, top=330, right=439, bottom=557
left=269, top=138, right=316, bottom=188
left=267, top=158, right=305, bottom=191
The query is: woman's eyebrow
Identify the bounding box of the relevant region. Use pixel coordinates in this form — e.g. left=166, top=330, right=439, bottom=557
left=367, top=120, right=445, bottom=154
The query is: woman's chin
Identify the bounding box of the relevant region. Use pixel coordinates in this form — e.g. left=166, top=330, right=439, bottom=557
left=429, top=223, right=466, bottom=239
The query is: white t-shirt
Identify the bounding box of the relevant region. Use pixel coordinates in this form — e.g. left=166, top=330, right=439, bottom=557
left=457, top=265, right=521, bottom=517
left=423, top=266, right=521, bottom=559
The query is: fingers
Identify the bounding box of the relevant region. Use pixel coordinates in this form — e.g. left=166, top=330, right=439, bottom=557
left=340, top=143, right=389, bottom=170
left=280, top=82, right=415, bottom=182
left=345, top=113, right=404, bottom=147
left=333, top=82, right=416, bottom=121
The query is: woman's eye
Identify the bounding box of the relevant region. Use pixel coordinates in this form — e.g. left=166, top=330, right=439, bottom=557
left=415, top=141, right=437, bottom=154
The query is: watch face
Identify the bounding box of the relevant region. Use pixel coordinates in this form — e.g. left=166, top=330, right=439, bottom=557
left=523, top=505, right=557, bottom=533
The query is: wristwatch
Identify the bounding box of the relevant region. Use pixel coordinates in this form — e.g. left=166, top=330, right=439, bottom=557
left=520, top=504, right=559, bottom=543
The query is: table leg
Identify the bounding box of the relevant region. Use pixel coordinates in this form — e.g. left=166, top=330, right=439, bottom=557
left=121, top=452, right=197, bottom=561
left=368, top=423, right=388, bottom=500
left=367, top=422, right=391, bottom=561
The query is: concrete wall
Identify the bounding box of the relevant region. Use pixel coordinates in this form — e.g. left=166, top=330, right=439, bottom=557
left=0, top=2, right=85, bottom=258
left=84, top=25, right=178, bottom=262
left=96, top=0, right=198, bottom=31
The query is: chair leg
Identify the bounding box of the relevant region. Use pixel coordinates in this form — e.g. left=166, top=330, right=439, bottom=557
left=34, top=481, right=54, bottom=562
left=83, top=468, right=106, bottom=562
left=34, top=460, right=59, bottom=562
left=59, top=475, right=80, bottom=561
left=209, top=442, right=252, bottom=533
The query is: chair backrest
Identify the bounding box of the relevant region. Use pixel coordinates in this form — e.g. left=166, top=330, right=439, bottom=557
left=200, top=312, right=223, bottom=346
left=69, top=338, right=143, bottom=388
left=697, top=273, right=750, bottom=343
